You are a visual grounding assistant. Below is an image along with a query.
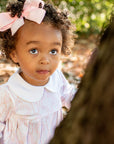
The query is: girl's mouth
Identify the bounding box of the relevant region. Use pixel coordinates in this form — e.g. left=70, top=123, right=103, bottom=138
left=36, top=70, right=49, bottom=74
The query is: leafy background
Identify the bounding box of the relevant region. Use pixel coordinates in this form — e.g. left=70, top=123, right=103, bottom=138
left=46, top=0, right=113, bottom=35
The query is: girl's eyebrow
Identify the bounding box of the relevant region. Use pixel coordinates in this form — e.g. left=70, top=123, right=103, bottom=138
left=26, top=41, right=40, bottom=45
left=51, top=42, right=61, bottom=46
left=26, top=41, right=61, bottom=46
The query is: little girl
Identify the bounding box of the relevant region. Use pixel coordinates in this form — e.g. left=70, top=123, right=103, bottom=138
left=0, top=0, right=75, bottom=144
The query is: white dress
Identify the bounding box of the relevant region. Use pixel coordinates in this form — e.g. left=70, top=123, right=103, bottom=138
left=0, top=69, right=75, bottom=144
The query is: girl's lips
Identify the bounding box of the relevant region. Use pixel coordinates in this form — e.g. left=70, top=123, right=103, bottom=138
left=36, top=70, right=49, bottom=74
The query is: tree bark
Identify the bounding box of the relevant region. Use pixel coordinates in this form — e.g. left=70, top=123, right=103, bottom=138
left=49, top=16, right=114, bottom=144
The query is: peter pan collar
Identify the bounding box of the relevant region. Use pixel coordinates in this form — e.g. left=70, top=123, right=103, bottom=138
left=7, top=69, right=58, bottom=102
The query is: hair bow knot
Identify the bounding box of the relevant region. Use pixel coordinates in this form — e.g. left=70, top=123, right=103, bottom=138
left=0, top=0, right=46, bottom=35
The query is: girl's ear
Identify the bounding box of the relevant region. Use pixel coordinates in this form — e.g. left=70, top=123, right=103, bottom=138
left=10, top=50, right=18, bottom=63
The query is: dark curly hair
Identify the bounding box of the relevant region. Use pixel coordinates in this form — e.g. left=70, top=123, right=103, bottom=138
left=0, top=0, right=73, bottom=63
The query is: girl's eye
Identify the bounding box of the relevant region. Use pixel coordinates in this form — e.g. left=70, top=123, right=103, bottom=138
left=50, top=49, right=58, bottom=55
left=29, top=49, right=38, bottom=54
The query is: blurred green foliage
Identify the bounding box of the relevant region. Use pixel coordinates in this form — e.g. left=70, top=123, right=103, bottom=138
left=0, top=0, right=113, bottom=35
left=0, top=0, right=7, bottom=12
left=48, top=0, right=114, bottom=35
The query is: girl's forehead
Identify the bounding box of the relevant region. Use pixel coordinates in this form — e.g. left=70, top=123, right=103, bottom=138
left=18, top=20, right=61, bottom=35
left=17, top=20, right=62, bottom=44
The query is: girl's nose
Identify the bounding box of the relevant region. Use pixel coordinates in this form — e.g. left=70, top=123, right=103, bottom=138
left=40, top=58, right=49, bottom=65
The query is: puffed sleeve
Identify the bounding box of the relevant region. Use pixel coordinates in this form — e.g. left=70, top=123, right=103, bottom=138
left=58, top=70, right=77, bottom=109
left=0, top=86, right=13, bottom=139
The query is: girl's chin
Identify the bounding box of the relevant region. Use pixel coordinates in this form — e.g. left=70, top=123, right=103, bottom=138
left=33, top=78, right=50, bottom=86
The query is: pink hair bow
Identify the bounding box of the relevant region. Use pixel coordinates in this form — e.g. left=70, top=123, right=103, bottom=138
left=0, top=0, right=46, bottom=35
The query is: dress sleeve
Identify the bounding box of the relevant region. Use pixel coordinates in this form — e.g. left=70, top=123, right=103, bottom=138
left=58, top=70, right=77, bottom=109
left=0, top=86, right=13, bottom=139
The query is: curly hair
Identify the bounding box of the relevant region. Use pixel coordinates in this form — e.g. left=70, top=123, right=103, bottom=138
left=0, top=0, right=73, bottom=63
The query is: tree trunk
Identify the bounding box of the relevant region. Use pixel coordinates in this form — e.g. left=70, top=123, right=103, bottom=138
left=49, top=16, right=114, bottom=144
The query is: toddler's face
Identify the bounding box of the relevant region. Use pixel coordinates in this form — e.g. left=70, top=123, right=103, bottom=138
left=10, top=20, right=62, bottom=86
